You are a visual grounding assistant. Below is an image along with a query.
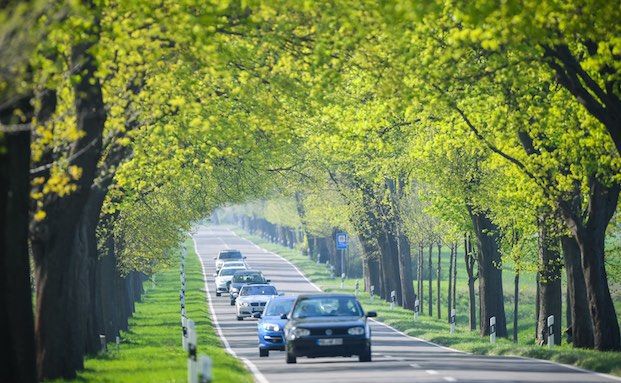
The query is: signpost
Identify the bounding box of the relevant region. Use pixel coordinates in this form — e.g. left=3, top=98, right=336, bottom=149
left=390, top=290, right=396, bottom=310
left=450, top=309, right=456, bottom=334
left=414, top=299, right=420, bottom=319
left=490, top=317, right=496, bottom=344
left=370, top=285, right=375, bottom=302
left=547, top=315, right=555, bottom=347
left=336, top=232, right=348, bottom=281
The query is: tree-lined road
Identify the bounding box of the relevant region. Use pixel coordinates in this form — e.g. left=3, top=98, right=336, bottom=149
left=192, top=226, right=618, bottom=383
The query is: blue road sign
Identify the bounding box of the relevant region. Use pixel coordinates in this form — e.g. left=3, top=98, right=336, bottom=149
left=336, top=232, right=348, bottom=250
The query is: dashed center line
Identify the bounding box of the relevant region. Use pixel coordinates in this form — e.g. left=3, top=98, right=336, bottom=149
left=426, top=369, right=438, bottom=375
left=409, top=363, right=420, bottom=368
left=443, top=377, right=457, bottom=382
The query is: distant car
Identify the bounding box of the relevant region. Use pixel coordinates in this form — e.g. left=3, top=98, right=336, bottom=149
left=214, top=249, right=245, bottom=272
left=221, top=260, right=248, bottom=270
left=214, top=266, right=247, bottom=296
left=257, top=296, right=296, bottom=357
left=236, top=284, right=280, bottom=321
left=283, top=293, right=376, bottom=364
left=229, top=270, right=270, bottom=305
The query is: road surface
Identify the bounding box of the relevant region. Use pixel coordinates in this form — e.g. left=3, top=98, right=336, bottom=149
left=192, top=226, right=620, bottom=383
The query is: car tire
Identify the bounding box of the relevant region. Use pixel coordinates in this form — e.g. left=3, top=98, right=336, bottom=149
left=286, top=350, right=297, bottom=364
left=358, top=343, right=372, bottom=362
left=236, top=316, right=243, bottom=321
left=216, top=292, right=221, bottom=297
left=230, top=300, right=235, bottom=306
left=259, top=348, right=269, bottom=357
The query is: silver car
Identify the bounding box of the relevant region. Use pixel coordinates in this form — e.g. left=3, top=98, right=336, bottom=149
left=214, top=266, right=247, bottom=296
left=236, top=284, right=280, bottom=321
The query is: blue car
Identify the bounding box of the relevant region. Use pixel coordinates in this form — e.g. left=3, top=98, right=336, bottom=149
left=257, top=296, right=296, bottom=357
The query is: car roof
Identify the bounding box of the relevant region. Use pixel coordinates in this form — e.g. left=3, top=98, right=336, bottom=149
left=219, top=249, right=241, bottom=253
left=267, top=295, right=295, bottom=303
left=233, top=270, right=261, bottom=275
left=220, top=266, right=246, bottom=271
left=295, top=293, right=356, bottom=300
left=240, top=283, right=273, bottom=289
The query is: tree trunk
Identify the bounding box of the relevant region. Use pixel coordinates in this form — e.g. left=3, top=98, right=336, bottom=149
left=447, top=244, right=454, bottom=322
left=377, top=228, right=402, bottom=302
left=437, top=243, right=441, bottom=319
left=428, top=243, right=433, bottom=316
left=397, top=232, right=415, bottom=310
left=513, top=272, right=519, bottom=342
left=469, top=209, right=507, bottom=337
left=560, top=235, right=594, bottom=348
left=0, top=111, right=37, bottom=383
left=452, top=242, right=457, bottom=312
left=32, top=38, right=106, bottom=380
left=419, top=243, right=424, bottom=314
left=465, top=234, right=477, bottom=330
left=536, top=216, right=562, bottom=346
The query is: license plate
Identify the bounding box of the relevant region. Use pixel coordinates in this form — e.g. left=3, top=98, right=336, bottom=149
left=252, top=307, right=262, bottom=312
left=317, top=338, right=343, bottom=346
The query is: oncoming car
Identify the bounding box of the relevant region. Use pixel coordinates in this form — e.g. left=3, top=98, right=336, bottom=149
left=283, top=293, right=376, bottom=364
left=229, top=270, right=269, bottom=305
left=214, top=249, right=245, bottom=272
left=235, top=284, right=279, bottom=321
left=213, top=266, right=247, bottom=296
left=257, top=296, right=295, bottom=357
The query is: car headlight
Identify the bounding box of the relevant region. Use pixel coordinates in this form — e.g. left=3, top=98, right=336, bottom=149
left=263, top=323, right=280, bottom=332
left=292, top=328, right=310, bottom=337
left=240, top=302, right=249, bottom=307
left=348, top=327, right=365, bottom=336
left=230, top=287, right=238, bottom=292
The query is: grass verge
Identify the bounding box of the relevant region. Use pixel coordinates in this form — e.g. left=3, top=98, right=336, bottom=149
left=53, top=238, right=252, bottom=383
left=234, top=227, right=621, bottom=378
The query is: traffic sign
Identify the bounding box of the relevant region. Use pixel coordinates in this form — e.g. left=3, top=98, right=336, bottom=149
left=336, top=232, right=348, bottom=250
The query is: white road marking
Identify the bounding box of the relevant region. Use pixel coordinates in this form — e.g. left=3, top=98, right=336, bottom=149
left=443, top=377, right=457, bottom=382
left=426, top=370, right=438, bottom=375
left=409, top=363, right=420, bottom=368
left=192, top=237, right=269, bottom=383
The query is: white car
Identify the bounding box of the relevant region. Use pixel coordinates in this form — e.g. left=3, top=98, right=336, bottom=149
left=214, top=249, right=245, bottom=272
left=221, top=260, right=248, bottom=269
left=236, top=284, right=280, bottom=321
left=214, top=266, right=247, bottom=296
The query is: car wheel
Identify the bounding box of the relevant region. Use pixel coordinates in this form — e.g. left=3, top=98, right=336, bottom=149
left=259, top=348, right=269, bottom=357
left=236, top=316, right=243, bottom=321
left=286, top=350, right=297, bottom=364
left=358, top=343, right=372, bottom=362
left=216, top=292, right=221, bottom=297
left=230, top=300, right=235, bottom=306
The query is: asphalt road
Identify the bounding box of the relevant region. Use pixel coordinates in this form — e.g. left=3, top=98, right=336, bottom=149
left=192, top=226, right=620, bottom=383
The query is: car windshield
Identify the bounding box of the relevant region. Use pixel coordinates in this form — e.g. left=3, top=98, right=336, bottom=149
left=219, top=251, right=242, bottom=260
left=264, top=299, right=294, bottom=316
left=292, top=296, right=362, bottom=318
left=240, top=286, right=277, bottom=296
left=219, top=267, right=244, bottom=276
left=232, top=273, right=264, bottom=283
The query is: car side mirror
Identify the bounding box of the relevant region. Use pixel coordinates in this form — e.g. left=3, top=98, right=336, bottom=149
left=278, top=292, right=284, bottom=296
left=280, top=314, right=288, bottom=320
left=243, top=256, right=247, bottom=259
left=213, top=257, right=216, bottom=260
left=366, top=311, right=377, bottom=318
left=266, top=279, right=271, bottom=282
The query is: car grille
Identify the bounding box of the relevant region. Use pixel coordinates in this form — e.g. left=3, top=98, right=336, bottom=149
left=265, top=336, right=283, bottom=343
left=250, top=302, right=266, bottom=307
left=309, top=327, right=349, bottom=336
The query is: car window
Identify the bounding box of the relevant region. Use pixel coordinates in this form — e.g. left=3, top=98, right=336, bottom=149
left=219, top=267, right=244, bottom=276
left=240, top=286, right=277, bottom=296
left=218, top=251, right=242, bottom=260
left=292, top=297, right=362, bottom=318
left=232, top=273, right=264, bottom=283
left=264, top=299, right=294, bottom=316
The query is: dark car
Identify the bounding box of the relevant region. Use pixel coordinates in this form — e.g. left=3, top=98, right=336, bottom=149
left=283, top=293, right=376, bottom=364
left=229, top=270, right=270, bottom=305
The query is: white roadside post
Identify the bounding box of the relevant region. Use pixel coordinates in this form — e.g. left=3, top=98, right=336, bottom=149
left=547, top=315, right=555, bottom=347
left=354, top=280, right=359, bottom=296
left=450, top=309, right=456, bottom=334
left=414, top=299, right=420, bottom=319
left=99, top=335, right=107, bottom=354
left=390, top=290, right=396, bottom=310
left=115, top=335, right=120, bottom=351
left=341, top=273, right=345, bottom=289
left=198, top=355, right=213, bottom=383
left=490, top=316, right=496, bottom=344
left=187, top=320, right=198, bottom=383
left=181, top=315, right=188, bottom=350
left=370, top=285, right=375, bottom=302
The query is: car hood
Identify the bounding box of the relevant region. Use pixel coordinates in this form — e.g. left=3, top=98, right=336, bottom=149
left=215, top=276, right=233, bottom=284
left=259, top=316, right=287, bottom=328
left=237, top=295, right=276, bottom=303
left=288, top=316, right=365, bottom=328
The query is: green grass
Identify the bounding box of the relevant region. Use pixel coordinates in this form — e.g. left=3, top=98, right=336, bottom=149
left=234, top=228, right=621, bottom=378
left=52, top=239, right=252, bottom=383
